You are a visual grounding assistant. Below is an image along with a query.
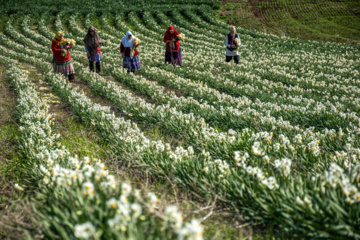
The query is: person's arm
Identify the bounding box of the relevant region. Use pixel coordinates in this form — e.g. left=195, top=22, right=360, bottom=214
left=99, top=40, right=104, bottom=45
left=52, top=41, right=64, bottom=53
left=164, top=35, right=173, bottom=43
left=85, top=46, right=90, bottom=58
left=120, top=43, right=124, bottom=52
left=120, top=42, right=125, bottom=57
left=225, top=35, right=231, bottom=48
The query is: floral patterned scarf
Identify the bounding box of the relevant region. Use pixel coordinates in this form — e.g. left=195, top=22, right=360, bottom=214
left=83, top=26, right=101, bottom=56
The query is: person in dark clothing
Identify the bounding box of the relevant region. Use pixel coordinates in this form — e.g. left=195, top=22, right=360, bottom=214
left=225, top=26, right=241, bottom=64
left=84, top=26, right=105, bottom=74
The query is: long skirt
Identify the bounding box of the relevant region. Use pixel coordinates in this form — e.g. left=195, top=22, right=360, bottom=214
left=53, top=62, right=75, bottom=76
left=165, top=51, right=182, bottom=66
left=123, top=56, right=141, bottom=71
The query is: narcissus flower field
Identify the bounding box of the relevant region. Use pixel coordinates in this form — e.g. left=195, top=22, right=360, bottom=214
left=0, top=0, right=360, bottom=239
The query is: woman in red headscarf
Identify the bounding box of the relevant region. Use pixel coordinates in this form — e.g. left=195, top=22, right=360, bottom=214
left=163, top=26, right=182, bottom=66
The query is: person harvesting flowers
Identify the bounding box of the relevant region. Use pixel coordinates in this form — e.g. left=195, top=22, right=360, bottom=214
left=225, top=26, right=241, bottom=65
left=84, top=26, right=106, bottom=74
left=51, top=31, right=76, bottom=81
left=120, top=31, right=141, bottom=73
left=164, top=26, right=183, bottom=66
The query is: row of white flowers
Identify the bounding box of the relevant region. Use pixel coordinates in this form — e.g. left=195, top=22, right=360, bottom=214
left=6, top=64, right=203, bottom=240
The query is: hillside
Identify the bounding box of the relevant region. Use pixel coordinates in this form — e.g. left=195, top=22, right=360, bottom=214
left=220, top=0, right=360, bottom=43
left=0, top=1, right=360, bottom=239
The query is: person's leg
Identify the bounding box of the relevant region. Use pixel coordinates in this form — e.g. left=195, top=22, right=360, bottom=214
left=134, top=56, right=141, bottom=71
left=234, top=55, right=239, bottom=64
left=165, top=52, right=171, bottom=64
left=123, top=57, right=131, bottom=73
left=226, top=56, right=232, bottom=62
left=68, top=74, right=74, bottom=81
left=96, top=61, right=100, bottom=73
left=129, top=58, right=136, bottom=73
left=89, top=61, right=94, bottom=72
left=175, top=52, right=182, bottom=67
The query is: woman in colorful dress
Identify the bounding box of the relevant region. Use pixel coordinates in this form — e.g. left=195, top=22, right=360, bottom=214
left=84, top=26, right=105, bottom=74
left=225, top=26, right=241, bottom=65
left=163, top=26, right=182, bottom=66
left=51, top=31, right=75, bottom=81
left=120, top=32, right=141, bottom=73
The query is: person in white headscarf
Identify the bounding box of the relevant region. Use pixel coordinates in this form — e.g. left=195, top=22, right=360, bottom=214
left=120, top=31, right=141, bottom=73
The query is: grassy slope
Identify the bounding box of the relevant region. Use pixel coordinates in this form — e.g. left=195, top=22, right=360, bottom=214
left=219, top=0, right=360, bottom=44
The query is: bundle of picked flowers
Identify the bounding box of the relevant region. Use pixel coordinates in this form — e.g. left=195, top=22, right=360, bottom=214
left=67, top=39, right=76, bottom=47
left=133, top=37, right=141, bottom=45
left=61, top=39, right=75, bottom=57
left=105, top=39, right=111, bottom=45
left=234, top=38, right=239, bottom=51
left=176, top=33, right=185, bottom=41
left=131, top=38, right=141, bottom=58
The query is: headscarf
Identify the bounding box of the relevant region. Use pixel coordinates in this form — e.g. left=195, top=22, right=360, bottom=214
left=121, top=31, right=134, bottom=48
left=83, top=26, right=101, bottom=56
left=52, top=31, right=67, bottom=44
left=163, top=26, right=179, bottom=42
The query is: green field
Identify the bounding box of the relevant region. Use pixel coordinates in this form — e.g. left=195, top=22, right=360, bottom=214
left=0, top=0, right=360, bottom=239
left=220, top=0, right=360, bottom=43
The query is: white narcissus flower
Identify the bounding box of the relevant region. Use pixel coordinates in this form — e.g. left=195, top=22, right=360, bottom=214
left=354, top=192, right=360, bottom=202
left=121, top=182, right=132, bottom=196
left=82, top=181, right=95, bottom=198
left=304, top=196, right=311, bottom=205
left=14, top=183, right=24, bottom=191
left=40, top=165, right=51, bottom=176
left=107, top=198, right=118, bottom=209
left=119, top=194, right=129, bottom=205
left=274, top=158, right=292, bottom=176
left=343, top=185, right=357, bottom=196
left=346, top=198, right=354, bottom=204
left=165, top=205, right=183, bottom=229
left=178, top=219, right=204, bottom=240
left=165, top=205, right=178, bottom=216
left=262, top=177, right=279, bottom=190
left=131, top=203, right=142, bottom=218
left=74, top=222, right=96, bottom=239
left=83, top=156, right=91, bottom=165
left=296, top=196, right=304, bottom=205
left=107, top=214, right=120, bottom=228
left=42, top=178, right=49, bottom=185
